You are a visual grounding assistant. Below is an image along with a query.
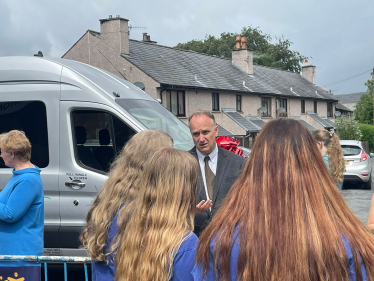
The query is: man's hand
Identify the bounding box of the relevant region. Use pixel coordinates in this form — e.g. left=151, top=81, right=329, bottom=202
left=196, top=200, right=212, bottom=214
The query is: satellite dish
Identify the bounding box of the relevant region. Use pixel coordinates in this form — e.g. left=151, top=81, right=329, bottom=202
left=278, top=107, right=286, bottom=113
left=335, top=111, right=342, bottom=117
left=133, top=81, right=145, bottom=90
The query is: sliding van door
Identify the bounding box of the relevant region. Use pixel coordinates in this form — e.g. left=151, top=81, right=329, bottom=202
left=58, top=100, right=138, bottom=253
left=0, top=83, right=60, bottom=252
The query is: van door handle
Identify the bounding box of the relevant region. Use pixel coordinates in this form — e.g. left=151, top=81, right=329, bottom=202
left=65, top=180, right=86, bottom=189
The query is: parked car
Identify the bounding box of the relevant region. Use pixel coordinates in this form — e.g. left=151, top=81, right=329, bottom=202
left=0, top=56, right=194, bottom=256
left=238, top=146, right=251, bottom=158
left=340, top=140, right=372, bottom=190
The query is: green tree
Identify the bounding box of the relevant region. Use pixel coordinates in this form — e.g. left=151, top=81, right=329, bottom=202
left=359, top=124, right=374, bottom=152
left=175, top=26, right=307, bottom=73
left=354, top=93, right=373, bottom=124
left=354, top=70, right=374, bottom=124
left=335, top=115, right=362, bottom=140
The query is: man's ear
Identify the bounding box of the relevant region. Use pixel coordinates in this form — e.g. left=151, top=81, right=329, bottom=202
left=214, top=125, right=219, bottom=137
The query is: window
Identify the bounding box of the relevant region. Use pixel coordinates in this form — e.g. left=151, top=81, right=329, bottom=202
left=314, top=101, right=318, bottom=113
left=236, top=95, right=242, bottom=112
left=261, top=97, right=271, bottom=117
left=116, top=99, right=194, bottom=151
left=278, top=98, right=287, bottom=117
left=0, top=101, right=49, bottom=168
left=166, top=90, right=185, bottom=117
left=301, top=100, right=305, bottom=114
left=72, top=110, right=136, bottom=172
left=327, top=102, right=333, bottom=117
left=212, top=93, right=220, bottom=111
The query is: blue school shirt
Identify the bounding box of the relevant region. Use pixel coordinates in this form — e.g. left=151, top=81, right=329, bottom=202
left=0, top=166, right=44, bottom=267
left=192, top=228, right=367, bottom=281
left=92, top=210, right=198, bottom=281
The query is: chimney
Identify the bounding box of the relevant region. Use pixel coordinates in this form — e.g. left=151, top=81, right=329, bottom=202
left=323, top=86, right=326, bottom=91
left=99, top=16, right=129, bottom=54
left=232, top=36, right=253, bottom=75
left=301, top=59, right=316, bottom=84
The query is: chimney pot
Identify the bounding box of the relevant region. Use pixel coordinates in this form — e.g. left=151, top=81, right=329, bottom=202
left=143, top=32, right=148, bottom=41
left=305, top=59, right=308, bottom=66
left=236, top=36, right=241, bottom=49
left=240, top=37, right=247, bottom=49
left=323, top=86, right=326, bottom=91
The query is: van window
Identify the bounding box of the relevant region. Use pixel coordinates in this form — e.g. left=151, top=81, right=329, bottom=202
left=0, top=101, right=49, bottom=168
left=72, top=110, right=136, bottom=172
left=116, top=99, right=194, bottom=151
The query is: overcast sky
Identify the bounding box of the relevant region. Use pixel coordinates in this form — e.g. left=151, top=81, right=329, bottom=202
left=1, top=0, right=373, bottom=95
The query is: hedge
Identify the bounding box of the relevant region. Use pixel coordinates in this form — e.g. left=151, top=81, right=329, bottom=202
left=358, top=124, right=374, bottom=152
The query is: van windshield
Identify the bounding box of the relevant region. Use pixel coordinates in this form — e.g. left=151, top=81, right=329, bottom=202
left=116, top=99, right=194, bottom=151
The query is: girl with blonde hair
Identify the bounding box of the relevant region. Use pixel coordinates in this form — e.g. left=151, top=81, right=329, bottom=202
left=81, top=130, right=174, bottom=281
left=313, top=129, right=345, bottom=190
left=115, top=147, right=199, bottom=281
left=192, top=119, right=374, bottom=281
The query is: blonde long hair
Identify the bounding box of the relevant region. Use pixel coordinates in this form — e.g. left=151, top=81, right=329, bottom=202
left=196, top=118, right=374, bottom=281
left=313, top=129, right=345, bottom=184
left=80, top=130, right=173, bottom=262
left=115, top=148, right=198, bottom=281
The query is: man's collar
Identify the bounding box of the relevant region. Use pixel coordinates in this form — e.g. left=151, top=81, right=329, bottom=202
left=196, top=143, right=218, bottom=163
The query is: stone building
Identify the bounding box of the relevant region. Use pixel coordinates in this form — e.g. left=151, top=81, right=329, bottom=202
left=63, top=16, right=337, bottom=147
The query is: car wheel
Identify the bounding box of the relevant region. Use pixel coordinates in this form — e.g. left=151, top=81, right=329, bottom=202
left=364, top=175, right=372, bottom=190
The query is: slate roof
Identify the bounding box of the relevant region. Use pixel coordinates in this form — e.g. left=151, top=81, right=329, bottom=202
left=307, top=111, right=335, bottom=129
left=291, top=116, right=317, bottom=131
left=124, top=40, right=336, bottom=101
left=217, top=124, right=235, bottom=137
left=245, top=116, right=266, bottom=128
left=320, top=116, right=336, bottom=128
left=222, top=109, right=261, bottom=133
left=335, top=102, right=352, bottom=112
left=333, top=92, right=367, bottom=104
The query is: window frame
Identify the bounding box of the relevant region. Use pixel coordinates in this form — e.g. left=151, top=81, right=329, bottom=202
left=301, top=100, right=305, bottom=114
left=261, top=97, right=272, bottom=117
left=212, top=92, right=220, bottom=111
left=236, top=95, right=242, bottom=112
left=278, top=98, right=288, bottom=117
left=71, top=109, right=136, bottom=174
left=166, top=90, right=186, bottom=117
left=327, top=102, right=333, bottom=117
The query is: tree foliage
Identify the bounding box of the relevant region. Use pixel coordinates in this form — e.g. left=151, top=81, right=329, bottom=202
left=354, top=93, right=373, bottom=125
left=358, top=124, right=374, bottom=152
left=175, top=26, right=308, bottom=73
left=335, top=116, right=362, bottom=141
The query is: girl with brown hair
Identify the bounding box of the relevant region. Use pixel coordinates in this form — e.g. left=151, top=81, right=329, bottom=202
left=192, top=119, right=374, bottom=281
left=81, top=130, right=174, bottom=281
left=312, top=129, right=345, bottom=190
left=114, top=147, right=199, bottom=281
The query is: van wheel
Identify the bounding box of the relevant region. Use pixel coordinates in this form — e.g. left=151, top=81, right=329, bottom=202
left=364, top=175, right=372, bottom=190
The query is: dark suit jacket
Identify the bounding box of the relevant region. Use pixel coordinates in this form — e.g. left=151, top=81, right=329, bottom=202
left=189, top=146, right=246, bottom=235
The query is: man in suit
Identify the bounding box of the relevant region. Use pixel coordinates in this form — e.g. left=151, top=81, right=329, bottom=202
left=189, top=110, right=246, bottom=235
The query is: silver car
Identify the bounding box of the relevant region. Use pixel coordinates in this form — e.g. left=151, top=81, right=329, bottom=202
left=340, top=140, right=372, bottom=189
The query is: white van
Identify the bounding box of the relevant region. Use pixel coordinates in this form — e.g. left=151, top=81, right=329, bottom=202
left=0, top=56, right=194, bottom=256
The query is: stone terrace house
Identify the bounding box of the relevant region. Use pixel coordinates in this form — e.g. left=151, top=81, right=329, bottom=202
left=63, top=16, right=338, bottom=147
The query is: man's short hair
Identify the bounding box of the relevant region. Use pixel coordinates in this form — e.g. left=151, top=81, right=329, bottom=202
left=188, top=110, right=216, bottom=125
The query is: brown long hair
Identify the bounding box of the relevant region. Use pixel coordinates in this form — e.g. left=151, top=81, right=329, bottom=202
left=313, top=129, right=345, bottom=184
left=196, top=118, right=374, bottom=281
left=115, top=148, right=198, bottom=281
left=80, top=130, right=173, bottom=262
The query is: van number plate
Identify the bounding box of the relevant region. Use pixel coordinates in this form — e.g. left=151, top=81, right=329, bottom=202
left=345, top=161, right=351, bottom=166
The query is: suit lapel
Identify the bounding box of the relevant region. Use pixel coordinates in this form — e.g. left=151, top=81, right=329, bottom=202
left=212, top=147, right=229, bottom=204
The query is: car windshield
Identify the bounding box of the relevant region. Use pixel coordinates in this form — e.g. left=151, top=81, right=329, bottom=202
left=116, top=99, right=194, bottom=151
left=341, top=145, right=361, bottom=156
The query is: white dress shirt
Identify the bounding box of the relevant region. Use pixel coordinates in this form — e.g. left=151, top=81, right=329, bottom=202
left=196, top=144, right=218, bottom=200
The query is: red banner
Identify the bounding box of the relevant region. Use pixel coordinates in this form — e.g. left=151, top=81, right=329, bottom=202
left=216, top=136, right=244, bottom=157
